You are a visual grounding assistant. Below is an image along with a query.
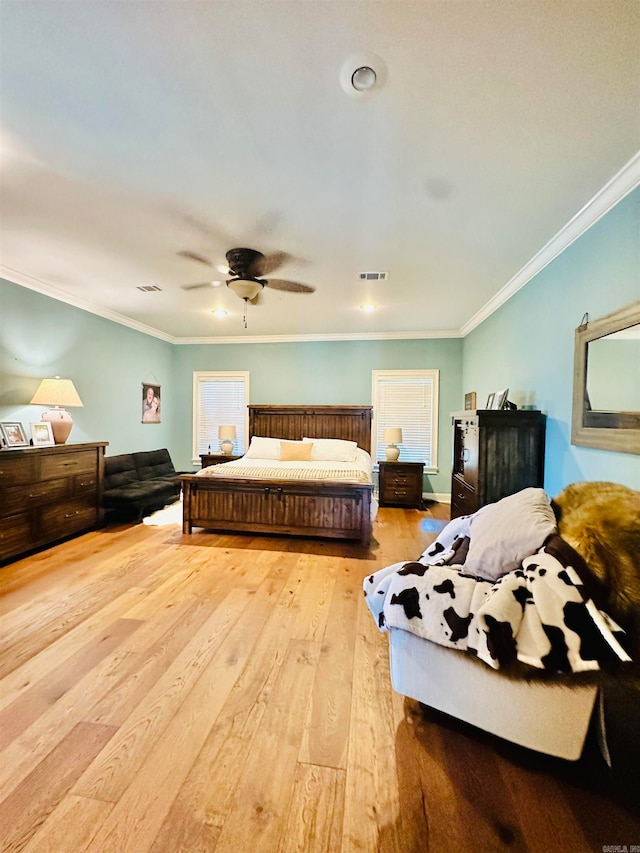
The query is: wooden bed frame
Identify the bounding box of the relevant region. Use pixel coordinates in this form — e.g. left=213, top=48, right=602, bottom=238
left=180, top=405, right=373, bottom=541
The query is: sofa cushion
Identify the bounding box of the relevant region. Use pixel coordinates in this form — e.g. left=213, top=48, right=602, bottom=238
left=133, top=449, right=176, bottom=479
left=104, top=453, right=138, bottom=488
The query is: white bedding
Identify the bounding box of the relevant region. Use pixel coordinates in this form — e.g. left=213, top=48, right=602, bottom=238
left=197, top=447, right=374, bottom=485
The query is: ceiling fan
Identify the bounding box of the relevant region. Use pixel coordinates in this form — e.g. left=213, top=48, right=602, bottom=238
left=180, top=247, right=315, bottom=304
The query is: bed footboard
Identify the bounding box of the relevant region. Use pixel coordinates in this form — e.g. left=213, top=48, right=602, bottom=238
left=181, top=475, right=372, bottom=541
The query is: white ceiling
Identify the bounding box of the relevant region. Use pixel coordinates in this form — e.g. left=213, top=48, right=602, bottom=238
left=1, top=0, right=639, bottom=342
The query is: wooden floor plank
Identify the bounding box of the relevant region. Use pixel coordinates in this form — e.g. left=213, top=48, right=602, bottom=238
left=210, top=639, right=322, bottom=853
left=279, top=763, right=346, bottom=853
left=0, top=721, right=117, bottom=853
left=298, top=560, right=360, bottom=770
left=22, top=795, right=114, bottom=853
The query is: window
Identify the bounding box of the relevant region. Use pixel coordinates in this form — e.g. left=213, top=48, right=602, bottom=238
left=192, top=372, right=249, bottom=462
left=371, top=369, right=439, bottom=471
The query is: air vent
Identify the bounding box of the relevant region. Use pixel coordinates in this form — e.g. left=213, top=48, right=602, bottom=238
left=137, top=285, right=163, bottom=292
left=358, top=271, right=388, bottom=281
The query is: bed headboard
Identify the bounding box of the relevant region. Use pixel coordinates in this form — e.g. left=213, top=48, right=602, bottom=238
left=248, top=405, right=373, bottom=454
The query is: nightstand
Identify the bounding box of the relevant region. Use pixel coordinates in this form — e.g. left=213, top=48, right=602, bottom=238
left=378, top=461, right=424, bottom=508
left=200, top=453, right=242, bottom=468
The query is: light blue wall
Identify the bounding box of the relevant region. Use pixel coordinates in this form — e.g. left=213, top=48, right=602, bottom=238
left=172, top=338, right=462, bottom=493
left=462, top=187, right=640, bottom=496
left=0, top=279, right=174, bottom=456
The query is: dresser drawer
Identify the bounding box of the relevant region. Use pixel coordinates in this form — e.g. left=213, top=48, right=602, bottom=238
left=1, top=478, right=69, bottom=516
left=40, top=451, right=96, bottom=480
left=450, top=476, right=478, bottom=518
left=0, top=453, right=36, bottom=486
left=40, top=500, right=98, bottom=538
left=0, top=513, right=32, bottom=561
left=73, top=472, right=98, bottom=497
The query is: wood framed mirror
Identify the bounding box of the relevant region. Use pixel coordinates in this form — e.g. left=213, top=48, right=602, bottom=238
left=571, top=301, right=640, bottom=454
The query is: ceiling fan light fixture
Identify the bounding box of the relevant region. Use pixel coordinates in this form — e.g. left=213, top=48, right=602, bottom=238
left=227, top=277, right=265, bottom=301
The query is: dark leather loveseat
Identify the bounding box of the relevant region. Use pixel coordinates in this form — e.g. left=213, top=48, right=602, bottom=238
left=103, top=448, right=181, bottom=521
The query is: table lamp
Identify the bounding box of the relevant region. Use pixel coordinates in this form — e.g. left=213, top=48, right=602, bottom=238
left=218, top=425, right=237, bottom=455
left=383, top=427, right=403, bottom=461
left=30, top=376, right=83, bottom=444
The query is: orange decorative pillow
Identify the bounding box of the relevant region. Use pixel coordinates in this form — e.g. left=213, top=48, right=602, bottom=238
left=279, top=440, right=314, bottom=462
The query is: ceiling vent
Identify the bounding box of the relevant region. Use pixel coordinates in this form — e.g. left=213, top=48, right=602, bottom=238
left=358, top=271, right=388, bottom=281
left=137, top=285, right=163, bottom=292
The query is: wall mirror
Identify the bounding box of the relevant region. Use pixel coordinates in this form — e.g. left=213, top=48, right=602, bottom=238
left=572, top=301, right=640, bottom=454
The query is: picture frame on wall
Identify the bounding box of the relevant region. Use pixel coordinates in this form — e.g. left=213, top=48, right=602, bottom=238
left=31, top=421, right=55, bottom=447
left=0, top=422, right=29, bottom=448
left=142, top=383, right=161, bottom=424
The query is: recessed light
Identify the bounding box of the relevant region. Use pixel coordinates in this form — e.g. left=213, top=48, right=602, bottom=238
left=360, top=303, right=377, bottom=313
left=212, top=309, right=228, bottom=318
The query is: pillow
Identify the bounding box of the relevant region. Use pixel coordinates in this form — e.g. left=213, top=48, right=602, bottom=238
left=465, top=488, right=557, bottom=581
left=302, top=437, right=358, bottom=463
left=279, top=440, right=314, bottom=462
left=244, top=436, right=281, bottom=460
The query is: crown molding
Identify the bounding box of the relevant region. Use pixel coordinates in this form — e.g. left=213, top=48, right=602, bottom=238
left=460, top=151, right=640, bottom=336
left=0, top=265, right=175, bottom=343
left=172, top=329, right=461, bottom=345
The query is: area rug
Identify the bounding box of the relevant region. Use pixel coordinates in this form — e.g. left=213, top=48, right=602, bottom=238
left=143, top=499, right=182, bottom=526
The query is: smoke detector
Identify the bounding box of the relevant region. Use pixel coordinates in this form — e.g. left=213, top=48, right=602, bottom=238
left=340, top=53, right=387, bottom=98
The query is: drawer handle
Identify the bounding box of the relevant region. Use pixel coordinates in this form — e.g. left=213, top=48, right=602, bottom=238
left=79, top=480, right=95, bottom=487
left=65, top=511, right=80, bottom=518
left=28, top=493, right=45, bottom=499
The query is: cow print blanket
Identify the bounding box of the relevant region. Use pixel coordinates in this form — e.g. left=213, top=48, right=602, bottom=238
left=364, top=520, right=631, bottom=674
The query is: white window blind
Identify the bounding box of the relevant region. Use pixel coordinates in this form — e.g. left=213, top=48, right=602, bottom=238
left=192, top=371, right=249, bottom=462
left=371, top=369, right=439, bottom=470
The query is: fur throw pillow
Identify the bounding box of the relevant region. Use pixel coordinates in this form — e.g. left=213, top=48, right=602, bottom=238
left=551, top=482, right=640, bottom=626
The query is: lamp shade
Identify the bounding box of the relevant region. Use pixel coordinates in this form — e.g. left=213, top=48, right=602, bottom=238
left=383, top=427, right=402, bottom=445
left=218, top=425, right=237, bottom=440
left=30, top=376, right=83, bottom=444
left=30, top=377, right=83, bottom=408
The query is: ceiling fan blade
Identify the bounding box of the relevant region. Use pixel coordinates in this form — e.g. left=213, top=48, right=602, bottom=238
left=181, top=281, right=218, bottom=291
left=266, top=278, right=315, bottom=294
left=177, top=250, right=214, bottom=267
left=259, top=251, right=292, bottom=276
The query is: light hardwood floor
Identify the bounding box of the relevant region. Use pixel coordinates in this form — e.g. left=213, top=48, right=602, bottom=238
left=0, top=505, right=638, bottom=852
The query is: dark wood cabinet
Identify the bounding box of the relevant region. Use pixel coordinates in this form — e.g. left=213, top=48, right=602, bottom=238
left=450, top=410, right=546, bottom=519
left=379, top=461, right=424, bottom=508
left=200, top=453, right=242, bottom=468
left=0, top=442, right=107, bottom=562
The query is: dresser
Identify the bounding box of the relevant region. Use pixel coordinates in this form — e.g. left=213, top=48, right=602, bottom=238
left=450, top=410, right=546, bottom=519
left=378, top=461, right=425, bottom=508
left=0, top=442, right=107, bottom=562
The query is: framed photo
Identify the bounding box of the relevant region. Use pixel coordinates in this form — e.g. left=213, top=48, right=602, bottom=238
left=464, top=392, right=477, bottom=411
left=485, top=393, right=495, bottom=410
left=31, top=421, right=55, bottom=447
left=0, top=421, right=29, bottom=448
left=142, top=383, right=161, bottom=424
left=495, top=388, right=509, bottom=410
